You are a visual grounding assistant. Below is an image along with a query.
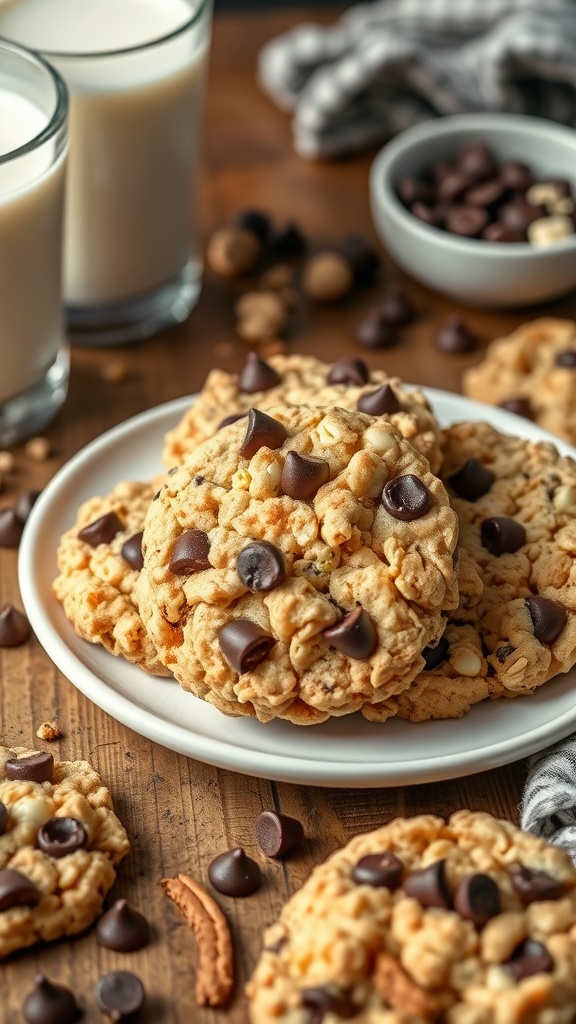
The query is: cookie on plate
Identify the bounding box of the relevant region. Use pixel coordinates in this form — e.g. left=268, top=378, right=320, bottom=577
left=0, top=745, right=130, bottom=958
left=53, top=481, right=170, bottom=676
left=162, top=352, right=443, bottom=473
left=463, top=318, right=576, bottom=443
left=248, top=810, right=576, bottom=1024
left=138, top=404, right=458, bottom=725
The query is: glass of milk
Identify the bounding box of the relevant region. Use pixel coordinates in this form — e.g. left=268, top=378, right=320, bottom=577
left=0, top=39, right=68, bottom=446
left=0, top=0, right=213, bottom=345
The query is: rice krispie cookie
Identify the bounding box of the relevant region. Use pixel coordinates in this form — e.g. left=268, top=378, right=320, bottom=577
left=54, top=481, right=170, bottom=676
left=162, top=352, right=442, bottom=473
left=0, top=745, right=130, bottom=958
left=247, top=810, right=576, bottom=1024
left=138, top=404, right=458, bottom=725
left=463, top=318, right=576, bottom=443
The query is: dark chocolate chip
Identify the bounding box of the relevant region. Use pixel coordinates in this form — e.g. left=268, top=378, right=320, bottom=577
left=152, top=489, right=162, bottom=501
left=500, top=198, right=543, bottom=232
left=301, top=987, right=358, bottom=1024
left=0, top=802, right=7, bottom=836
left=337, top=234, right=380, bottom=286
left=96, top=899, right=151, bottom=952
left=456, top=141, right=498, bottom=182
left=0, top=868, right=40, bottom=912
left=169, top=529, right=211, bottom=575
left=500, top=162, right=534, bottom=191
left=453, top=873, right=501, bottom=926
left=5, top=752, right=53, bottom=784
left=437, top=171, right=473, bottom=203
left=0, top=604, right=31, bottom=647
left=270, top=222, right=306, bottom=258
left=526, top=595, right=566, bottom=645
left=168, top=466, right=178, bottom=475
left=14, top=490, right=41, bottom=525
left=410, top=201, right=441, bottom=227
left=281, top=451, right=330, bottom=500
left=208, top=847, right=261, bottom=896
left=422, top=634, right=450, bottom=670
left=480, top=517, right=526, bottom=556
left=77, top=511, right=123, bottom=547
left=218, top=619, right=276, bottom=673
left=382, top=475, right=431, bottom=521
left=327, top=357, right=370, bottom=386
left=351, top=852, right=404, bottom=889
left=322, top=605, right=377, bottom=659
left=240, top=408, right=288, bottom=459
left=355, top=312, right=397, bottom=349
left=435, top=315, right=478, bottom=354
left=23, top=975, right=79, bottom=1024
left=403, top=860, right=451, bottom=909
left=237, top=541, right=286, bottom=592
left=357, top=384, right=401, bottom=416
left=218, top=412, right=247, bottom=430
left=238, top=353, right=281, bottom=394
left=398, top=177, right=434, bottom=206
left=234, top=208, right=270, bottom=242
left=464, top=177, right=507, bottom=208
left=445, top=205, right=488, bottom=238
left=95, top=971, right=145, bottom=1020
left=37, top=817, right=88, bottom=858
left=555, top=349, right=576, bottom=368
left=495, top=644, right=516, bottom=664
left=510, top=864, right=564, bottom=905
left=503, top=939, right=553, bottom=982
left=121, top=531, right=144, bottom=571
left=376, top=286, right=416, bottom=326
left=255, top=811, right=304, bottom=858
left=482, top=221, right=526, bottom=243
left=499, top=396, right=534, bottom=419
left=0, top=508, right=24, bottom=548
left=448, top=458, right=495, bottom=501
left=194, top=475, right=205, bottom=486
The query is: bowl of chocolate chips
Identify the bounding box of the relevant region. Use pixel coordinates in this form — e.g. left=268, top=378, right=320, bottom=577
left=370, top=113, right=576, bottom=307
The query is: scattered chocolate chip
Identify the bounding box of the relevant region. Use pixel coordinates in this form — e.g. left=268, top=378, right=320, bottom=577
left=218, top=412, right=246, bottom=430
left=234, top=208, right=270, bottom=242
left=351, top=852, right=404, bottom=889
left=0, top=867, right=40, bottom=911
left=495, top=645, right=516, bottom=664
left=482, top=222, right=525, bottom=243
left=357, top=383, right=401, bottom=416
left=382, top=475, right=431, bottom=521
left=323, top=605, right=378, bottom=659
left=96, top=899, right=151, bottom=952
left=37, top=817, right=88, bottom=858
left=0, top=604, right=31, bottom=647
left=281, top=451, right=330, bottom=500
left=237, top=541, right=286, bottom=592
left=448, top=458, right=495, bottom=501
left=218, top=619, right=276, bottom=673
left=437, top=170, right=473, bottom=203
left=453, top=873, right=500, bottom=926
left=376, top=286, right=416, bottom=326
left=509, top=864, right=564, bottom=905
left=480, top=517, right=526, bottom=556
left=5, top=752, right=53, bottom=784
left=23, top=975, right=79, bottom=1024
left=410, top=201, right=441, bottom=227
left=456, top=141, right=498, bottom=182
left=445, top=205, right=488, bottom=238
left=499, top=396, right=534, bottom=419
left=435, top=315, right=478, bottom=354
left=403, top=860, right=451, bottom=909
left=169, top=529, right=211, bottom=575
left=555, top=349, right=576, bottom=368
left=240, top=408, right=288, bottom=459
left=301, top=987, right=358, bottom=1024
left=337, top=234, right=380, bottom=286
left=255, top=811, right=304, bottom=858
left=208, top=847, right=261, bottom=896
left=77, top=511, right=123, bottom=547
left=0, top=508, right=24, bottom=548
left=499, top=198, right=542, bottom=232
left=422, top=635, right=450, bottom=670
left=327, top=357, right=369, bottom=386
left=465, top=178, right=507, bottom=209
left=121, top=531, right=144, bottom=571
left=503, top=939, right=553, bottom=981
left=95, top=971, right=145, bottom=1020
left=238, top=352, right=281, bottom=394
left=270, top=222, right=306, bottom=258
left=500, top=161, right=534, bottom=191
left=526, top=595, right=567, bottom=645
left=0, top=803, right=7, bottom=835
left=355, top=312, right=397, bottom=349
left=398, top=177, right=434, bottom=206
left=14, top=489, right=41, bottom=525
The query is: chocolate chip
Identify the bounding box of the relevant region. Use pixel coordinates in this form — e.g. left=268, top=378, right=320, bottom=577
left=495, top=644, right=516, bottom=664
left=382, top=475, right=431, bottom=521
left=500, top=198, right=542, bottom=232
left=351, top=852, right=404, bottom=889
left=448, top=458, right=495, bottom=501
left=234, top=208, right=270, bottom=242
left=509, top=864, right=564, bottom=905
left=482, top=222, right=525, bottom=243
left=555, top=349, right=576, bottom=368
left=526, top=595, right=567, bottom=645
left=218, top=412, right=247, bottom=430
left=77, top=511, right=123, bottom=547
left=357, top=383, right=401, bottom=416
left=152, top=489, right=162, bottom=501
left=445, top=205, right=488, bottom=238
left=480, top=517, right=526, bottom=556
left=422, top=634, right=450, bottom=670
left=239, top=408, right=288, bottom=459
left=323, top=605, right=377, bottom=659
left=464, top=177, right=507, bottom=208
left=435, top=315, right=478, bottom=354
left=500, top=161, right=534, bottom=191
left=23, top=975, right=79, bottom=1024
left=355, top=312, right=397, bottom=349
left=456, top=141, right=498, bottom=182
left=121, top=531, right=144, bottom=571
left=96, top=899, right=150, bottom=952
left=14, top=489, right=41, bottom=525
left=95, top=971, right=145, bottom=1020
left=0, top=868, right=40, bottom=911
left=402, top=860, right=451, bottom=909
left=0, top=803, right=7, bottom=836
left=255, top=811, right=304, bottom=857
left=410, top=201, right=441, bottom=227
left=499, top=396, right=534, bottom=419
left=327, top=357, right=369, bottom=386
left=194, top=475, right=205, bottom=486
left=301, top=987, right=358, bottom=1024
left=376, top=286, right=416, bottom=326
left=281, top=451, right=330, bottom=500
left=269, top=222, right=306, bottom=258
left=237, top=541, right=286, bottom=591
left=398, top=177, right=434, bottom=206
left=208, top=847, right=261, bottom=896
left=168, top=466, right=178, bottom=475
left=337, top=234, right=380, bottom=286
left=238, top=353, right=281, bottom=394
left=169, top=529, right=211, bottom=575
left=5, top=752, right=53, bottom=783
left=503, top=939, right=553, bottom=981
left=548, top=177, right=572, bottom=198
left=218, top=619, right=276, bottom=673
left=0, top=508, right=24, bottom=548
left=0, top=604, right=31, bottom=647
left=453, top=873, right=500, bottom=925
left=437, top=170, right=472, bottom=203
left=37, top=817, right=88, bottom=858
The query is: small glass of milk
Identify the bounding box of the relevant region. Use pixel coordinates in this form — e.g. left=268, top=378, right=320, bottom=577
left=0, top=0, right=213, bottom=345
left=0, top=39, right=68, bottom=446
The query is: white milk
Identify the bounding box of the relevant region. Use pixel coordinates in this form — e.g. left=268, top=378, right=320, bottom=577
left=0, top=89, right=66, bottom=404
left=0, top=0, right=209, bottom=307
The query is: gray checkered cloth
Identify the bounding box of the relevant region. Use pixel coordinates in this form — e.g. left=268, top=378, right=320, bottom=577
left=258, top=0, right=576, bottom=158
left=521, top=738, right=576, bottom=865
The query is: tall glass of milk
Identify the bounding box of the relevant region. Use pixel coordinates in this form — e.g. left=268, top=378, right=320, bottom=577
left=0, top=0, right=212, bottom=345
left=0, top=40, right=68, bottom=445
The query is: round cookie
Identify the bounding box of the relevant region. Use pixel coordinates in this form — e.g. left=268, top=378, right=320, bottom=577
left=53, top=481, right=170, bottom=675
left=247, top=810, right=576, bottom=1024
left=162, top=352, right=443, bottom=473
left=0, top=745, right=130, bottom=958
left=463, top=318, right=576, bottom=443
left=138, top=404, right=458, bottom=724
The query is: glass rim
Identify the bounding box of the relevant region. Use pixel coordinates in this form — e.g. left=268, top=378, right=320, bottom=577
left=0, top=37, right=68, bottom=165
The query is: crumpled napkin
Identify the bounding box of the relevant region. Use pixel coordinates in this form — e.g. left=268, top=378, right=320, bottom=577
left=258, top=0, right=576, bottom=159
left=521, top=736, right=576, bottom=864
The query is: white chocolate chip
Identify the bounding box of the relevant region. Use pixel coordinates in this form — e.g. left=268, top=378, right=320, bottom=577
left=527, top=215, right=574, bottom=247
left=452, top=650, right=482, bottom=677
left=553, top=483, right=576, bottom=512
left=316, top=417, right=346, bottom=445
left=549, top=196, right=575, bottom=216
left=365, top=426, right=398, bottom=454
left=526, top=182, right=566, bottom=207
left=265, top=461, right=282, bottom=487
left=11, top=796, right=51, bottom=828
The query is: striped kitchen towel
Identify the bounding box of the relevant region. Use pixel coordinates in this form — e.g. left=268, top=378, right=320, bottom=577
left=521, top=737, right=576, bottom=864
left=258, top=0, right=576, bottom=159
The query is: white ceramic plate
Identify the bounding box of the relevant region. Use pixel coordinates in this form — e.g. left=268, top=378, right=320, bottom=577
left=19, top=390, right=576, bottom=788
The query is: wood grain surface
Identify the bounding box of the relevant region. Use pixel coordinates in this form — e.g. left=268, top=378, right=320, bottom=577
left=2, top=9, right=575, bottom=1021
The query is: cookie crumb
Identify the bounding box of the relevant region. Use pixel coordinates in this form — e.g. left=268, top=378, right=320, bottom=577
left=25, top=436, right=52, bottom=461
left=36, top=721, right=62, bottom=742
left=101, top=359, right=130, bottom=383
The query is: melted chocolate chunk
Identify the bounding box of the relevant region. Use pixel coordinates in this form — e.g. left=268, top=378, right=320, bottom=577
left=326, top=357, right=369, bottom=386
left=169, top=529, right=211, bottom=575
left=237, top=353, right=281, bottom=394
left=510, top=864, right=564, bottom=905
left=96, top=899, right=151, bottom=952
left=301, top=987, right=358, bottom=1024
left=37, top=818, right=88, bottom=859
left=403, top=860, right=451, bottom=909
left=323, top=605, right=377, bottom=659
left=255, top=811, right=304, bottom=858
left=351, top=852, right=404, bottom=889
left=0, top=508, right=24, bottom=548
left=240, top=408, right=287, bottom=459
left=281, top=451, right=330, bottom=500
left=480, top=517, right=526, bottom=556
left=95, top=971, right=145, bottom=1019
left=23, top=975, right=79, bottom=1024
left=208, top=847, right=261, bottom=896
left=77, top=511, right=123, bottom=547
left=5, top=752, right=53, bottom=784
left=237, top=541, right=286, bottom=591
left=0, top=868, right=40, bottom=912
left=0, top=604, right=31, bottom=647
left=121, top=531, right=144, bottom=571
left=499, top=397, right=534, bottom=420
left=219, top=619, right=276, bottom=673
left=448, top=458, right=495, bottom=501
left=503, top=939, right=553, bottom=981
left=453, top=873, right=501, bottom=926
left=526, top=595, right=567, bottom=645
left=382, top=475, right=431, bottom=521
left=422, top=635, right=450, bottom=670
left=357, top=383, right=401, bottom=416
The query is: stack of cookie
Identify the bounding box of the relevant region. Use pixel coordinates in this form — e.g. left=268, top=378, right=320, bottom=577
left=54, top=347, right=576, bottom=725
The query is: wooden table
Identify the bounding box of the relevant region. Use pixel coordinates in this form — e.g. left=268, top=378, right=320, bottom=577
left=3, top=10, right=576, bottom=1021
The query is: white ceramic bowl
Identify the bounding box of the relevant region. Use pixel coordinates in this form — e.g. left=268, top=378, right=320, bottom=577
left=370, top=114, right=576, bottom=308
